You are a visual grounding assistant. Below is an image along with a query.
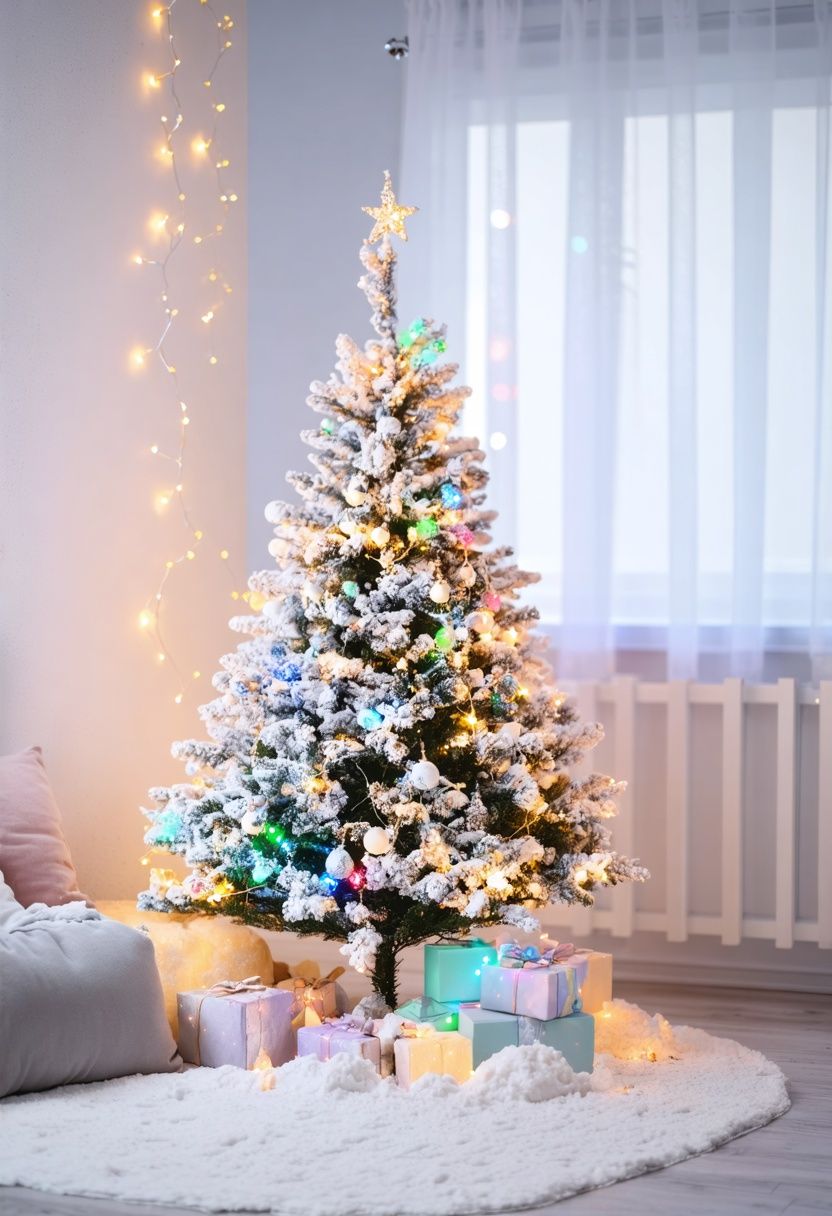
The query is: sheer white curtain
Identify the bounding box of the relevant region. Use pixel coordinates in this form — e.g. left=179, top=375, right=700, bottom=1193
left=400, top=0, right=832, bottom=682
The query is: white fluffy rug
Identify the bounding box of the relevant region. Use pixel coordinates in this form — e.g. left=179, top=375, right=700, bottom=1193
left=0, top=1001, right=789, bottom=1214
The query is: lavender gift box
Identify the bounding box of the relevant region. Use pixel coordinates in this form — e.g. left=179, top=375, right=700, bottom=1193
left=297, top=1018, right=381, bottom=1071
left=480, top=959, right=581, bottom=1020
left=177, top=983, right=295, bottom=1069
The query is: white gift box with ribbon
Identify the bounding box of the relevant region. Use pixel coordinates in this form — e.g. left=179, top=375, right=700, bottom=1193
left=177, top=977, right=295, bottom=1069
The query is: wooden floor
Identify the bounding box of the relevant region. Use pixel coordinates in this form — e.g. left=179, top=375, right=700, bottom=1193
left=1, top=982, right=830, bottom=1216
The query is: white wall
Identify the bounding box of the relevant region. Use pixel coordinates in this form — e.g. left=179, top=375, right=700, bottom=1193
left=247, top=0, right=406, bottom=569
left=0, top=0, right=247, bottom=899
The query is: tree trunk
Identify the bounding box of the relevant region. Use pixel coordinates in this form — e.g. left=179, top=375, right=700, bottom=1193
left=371, top=937, right=400, bottom=1009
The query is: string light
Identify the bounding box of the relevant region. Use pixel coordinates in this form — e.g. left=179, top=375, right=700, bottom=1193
left=133, top=0, right=239, bottom=704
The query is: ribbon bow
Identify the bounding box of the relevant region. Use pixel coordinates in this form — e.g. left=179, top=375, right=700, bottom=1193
left=498, top=940, right=576, bottom=969
left=206, top=975, right=268, bottom=995
left=278, top=966, right=346, bottom=1030
left=397, top=1020, right=436, bottom=1040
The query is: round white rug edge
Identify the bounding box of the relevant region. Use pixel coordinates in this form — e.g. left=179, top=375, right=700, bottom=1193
left=0, top=1004, right=792, bottom=1216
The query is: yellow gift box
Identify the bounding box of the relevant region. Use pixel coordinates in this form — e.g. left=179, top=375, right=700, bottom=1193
left=393, top=1026, right=473, bottom=1090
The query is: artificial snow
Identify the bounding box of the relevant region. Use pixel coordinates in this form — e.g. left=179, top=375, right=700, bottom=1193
left=0, top=1001, right=789, bottom=1214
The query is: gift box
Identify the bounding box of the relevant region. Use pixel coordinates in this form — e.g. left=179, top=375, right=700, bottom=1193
left=459, top=1006, right=595, bottom=1073
left=297, top=1017, right=381, bottom=1071
left=177, top=979, right=295, bottom=1069
left=519, top=1010, right=595, bottom=1072
left=498, top=940, right=612, bottom=1014
left=480, top=958, right=580, bottom=1020
left=457, top=1006, right=518, bottom=1067
left=569, top=949, right=612, bottom=1014
left=276, top=965, right=345, bottom=1029
left=395, top=995, right=460, bottom=1032
left=423, top=939, right=498, bottom=1004
left=393, top=1028, right=473, bottom=1090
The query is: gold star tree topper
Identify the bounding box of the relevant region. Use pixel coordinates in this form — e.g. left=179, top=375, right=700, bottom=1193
left=363, top=171, right=418, bottom=243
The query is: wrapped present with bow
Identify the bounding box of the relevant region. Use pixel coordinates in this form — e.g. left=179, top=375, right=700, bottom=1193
left=423, top=938, right=499, bottom=1004
left=393, top=1021, right=473, bottom=1090
left=482, top=946, right=580, bottom=1021
left=296, top=1015, right=382, bottom=1072
left=458, top=1005, right=595, bottom=1072
left=177, top=976, right=296, bottom=1069
left=493, top=939, right=613, bottom=1016
left=276, top=961, right=347, bottom=1030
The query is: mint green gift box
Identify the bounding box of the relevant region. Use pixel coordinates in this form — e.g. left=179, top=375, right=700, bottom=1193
left=459, top=1006, right=595, bottom=1072
left=423, top=939, right=499, bottom=1004
left=395, top=995, right=459, bottom=1031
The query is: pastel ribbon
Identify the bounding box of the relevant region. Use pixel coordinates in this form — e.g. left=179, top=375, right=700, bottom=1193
left=205, top=975, right=268, bottom=995
left=397, top=1020, right=436, bottom=1040
left=498, top=940, right=576, bottom=969
left=315, top=1017, right=362, bottom=1059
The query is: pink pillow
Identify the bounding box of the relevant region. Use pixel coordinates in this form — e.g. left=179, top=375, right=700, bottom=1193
left=0, top=747, right=89, bottom=907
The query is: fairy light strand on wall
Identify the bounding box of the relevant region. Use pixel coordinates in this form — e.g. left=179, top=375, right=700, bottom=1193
left=132, top=0, right=243, bottom=704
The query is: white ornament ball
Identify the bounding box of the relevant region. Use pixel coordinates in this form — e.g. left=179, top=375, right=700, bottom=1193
left=467, top=610, right=495, bottom=634
left=262, top=600, right=282, bottom=619
left=345, top=486, right=368, bottom=507
left=268, top=537, right=289, bottom=559
left=339, top=518, right=357, bottom=537
left=241, top=809, right=262, bottom=835
left=325, top=846, right=355, bottom=879
left=363, top=826, right=392, bottom=855
left=429, top=580, right=451, bottom=604
left=370, top=526, right=390, bottom=548
left=410, top=759, right=440, bottom=791
left=264, top=501, right=282, bottom=524
left=457, top=565, right=476, bottom=587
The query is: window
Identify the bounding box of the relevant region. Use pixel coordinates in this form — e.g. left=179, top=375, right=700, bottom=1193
left=466, top=102, right=823, bottom=638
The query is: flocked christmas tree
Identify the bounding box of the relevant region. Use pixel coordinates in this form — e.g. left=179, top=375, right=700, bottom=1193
left=140, top=173, right=646, bottom=1008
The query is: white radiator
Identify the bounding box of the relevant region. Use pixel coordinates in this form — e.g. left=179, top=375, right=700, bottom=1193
left=539, top=678, right=832, bottom=952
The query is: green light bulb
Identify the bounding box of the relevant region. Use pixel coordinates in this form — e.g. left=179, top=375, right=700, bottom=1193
left=434, top=626, right=455, bottom=651
left=342, top=580, right=359, bottom=599
left=416, top=518, right=439, bottom=540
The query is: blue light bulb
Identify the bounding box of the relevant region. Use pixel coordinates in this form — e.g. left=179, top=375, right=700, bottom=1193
left=440, top=483, right=463, bottom=509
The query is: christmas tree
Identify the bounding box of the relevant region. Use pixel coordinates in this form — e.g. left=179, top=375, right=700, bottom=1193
left=140, top=173, right=646, bottom=1008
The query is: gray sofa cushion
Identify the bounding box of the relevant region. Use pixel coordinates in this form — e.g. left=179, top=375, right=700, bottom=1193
left=0, top=909, right=181, bottom=1097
